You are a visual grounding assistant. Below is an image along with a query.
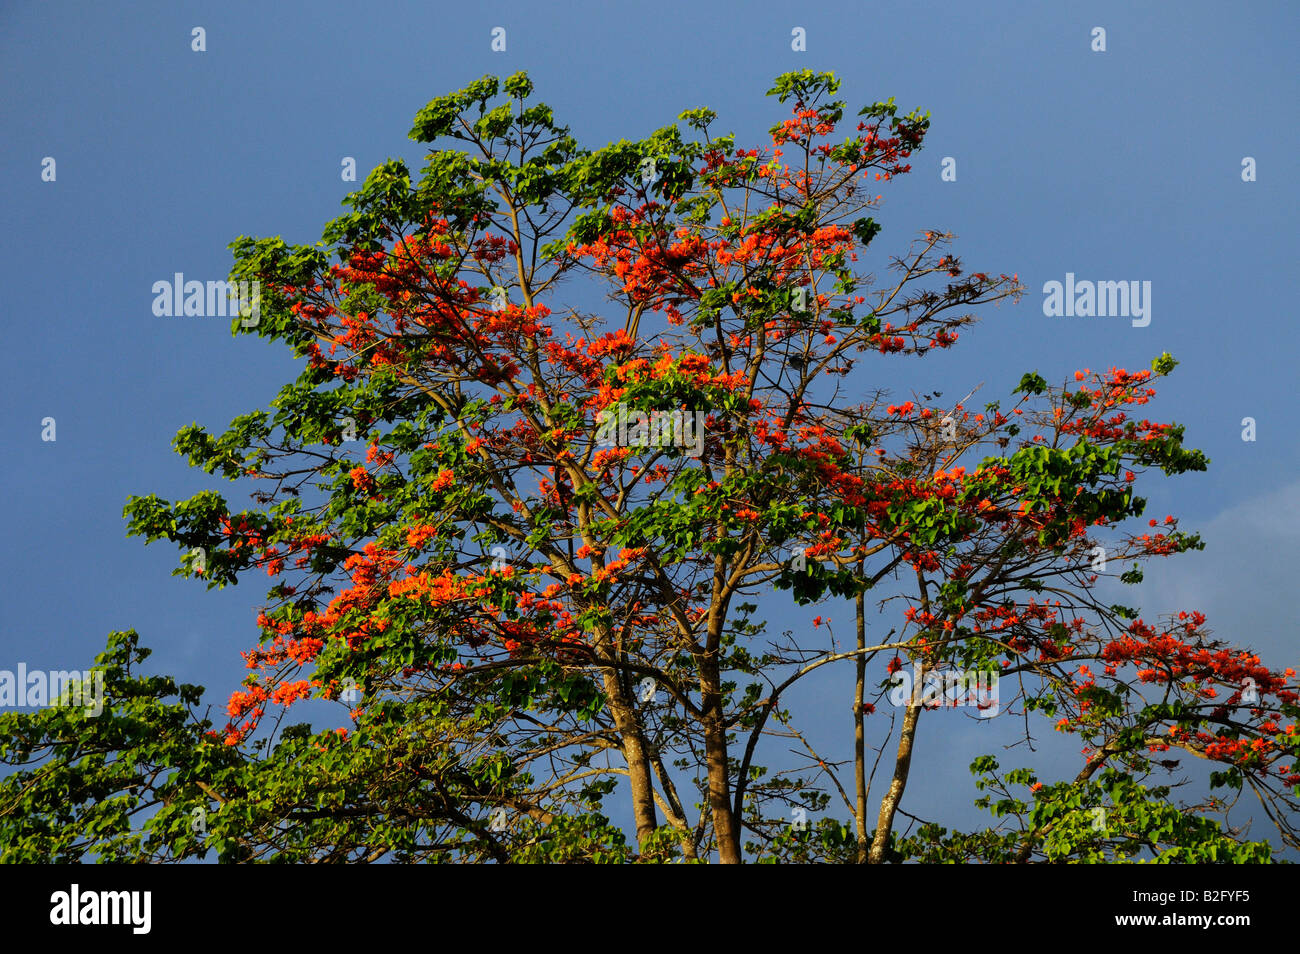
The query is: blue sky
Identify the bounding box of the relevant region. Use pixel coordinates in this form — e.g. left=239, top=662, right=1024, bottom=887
left=2, top=0, right=1297, bottom=854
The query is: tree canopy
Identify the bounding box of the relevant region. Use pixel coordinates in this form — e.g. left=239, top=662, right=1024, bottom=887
left=3, top=70, right=1296, bottom=863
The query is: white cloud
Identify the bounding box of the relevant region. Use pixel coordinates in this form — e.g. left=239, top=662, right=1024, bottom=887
left=1132, top=479, right=1300, bottom=667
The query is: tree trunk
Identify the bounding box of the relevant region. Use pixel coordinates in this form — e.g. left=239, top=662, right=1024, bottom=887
left=854, top=589, right=869, bottom=863
left=868, top=678, right=923, bottom=864
left=601, top=668, right=659, bottom=851
left=701, top=656, right=741, bottom=863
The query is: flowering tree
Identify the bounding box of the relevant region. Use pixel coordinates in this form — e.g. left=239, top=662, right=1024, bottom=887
left=3, top=70, right=1297, bottom=863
